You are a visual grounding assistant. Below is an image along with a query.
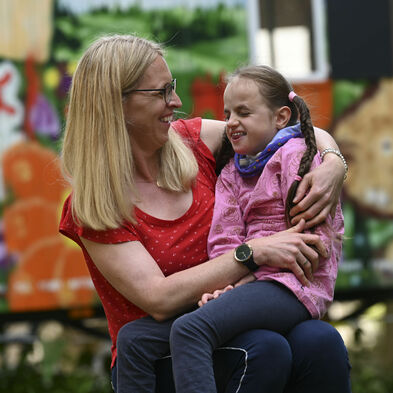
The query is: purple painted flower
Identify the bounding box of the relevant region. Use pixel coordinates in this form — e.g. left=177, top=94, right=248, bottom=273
left=29, top=93, right=61, bottom=139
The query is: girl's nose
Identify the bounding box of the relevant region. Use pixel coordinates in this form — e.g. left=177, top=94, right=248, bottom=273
left=226, top=115, right=239, bottom=128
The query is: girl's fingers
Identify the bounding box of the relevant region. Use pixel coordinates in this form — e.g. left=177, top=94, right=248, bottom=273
left=199, top=293, right=214, bottom=306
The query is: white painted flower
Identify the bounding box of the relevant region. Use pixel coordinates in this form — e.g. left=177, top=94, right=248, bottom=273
left=0, top=61, right=25, bottom=201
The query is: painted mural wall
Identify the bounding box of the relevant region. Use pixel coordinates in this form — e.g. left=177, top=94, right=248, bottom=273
left=332, top=79, right=393, bottom=292
left=0, top=0, right=248, bottom=314
left=0, top=0, right=392, bottom=315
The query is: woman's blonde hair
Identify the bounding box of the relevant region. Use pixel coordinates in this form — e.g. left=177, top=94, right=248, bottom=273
left=61, top=34, right=198, bottom=230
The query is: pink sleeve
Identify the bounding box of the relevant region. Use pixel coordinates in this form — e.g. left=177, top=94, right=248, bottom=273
left=277, top=139, right=344, bottom=259
left=207, top=164, right=246, bottom=259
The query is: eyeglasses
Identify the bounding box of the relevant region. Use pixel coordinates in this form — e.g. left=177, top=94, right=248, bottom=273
left=123, top=79, right=176, bottom=105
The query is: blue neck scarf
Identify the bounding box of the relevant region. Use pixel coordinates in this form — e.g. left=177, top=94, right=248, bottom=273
left=234, top=123, right=302, bottom=178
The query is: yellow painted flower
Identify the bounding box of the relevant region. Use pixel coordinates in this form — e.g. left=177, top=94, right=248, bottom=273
left=67, top=61, right=78, bottom=76
left=44, top=67, right=60, bottom=88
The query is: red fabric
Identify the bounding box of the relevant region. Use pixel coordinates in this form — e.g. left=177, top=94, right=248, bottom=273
left=59, top=117, right=217, bottom=367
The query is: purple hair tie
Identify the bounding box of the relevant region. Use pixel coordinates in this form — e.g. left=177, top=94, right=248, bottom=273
left=294, top=175, right=302, bottom=182
left=288, top=91, right=297, bottom=102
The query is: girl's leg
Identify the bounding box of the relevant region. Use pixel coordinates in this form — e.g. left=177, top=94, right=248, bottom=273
left=115, top=315, right=175, bottom=393
left=170, top=281, right=310, bottom=393
left=284, top=320, right=352, bottom=393
left=154, top=329, right=293, bottom=393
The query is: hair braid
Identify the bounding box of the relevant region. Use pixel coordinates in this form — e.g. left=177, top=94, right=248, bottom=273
left=285, top=95, right=317, bottom=226
left=214, top=129, right=235, bottom=176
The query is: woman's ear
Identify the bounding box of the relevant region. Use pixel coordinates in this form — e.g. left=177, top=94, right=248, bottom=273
left=275, top=106, right=292, bottom=129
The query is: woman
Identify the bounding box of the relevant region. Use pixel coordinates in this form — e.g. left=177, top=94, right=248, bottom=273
left=60, top=35, right=350, bottom=392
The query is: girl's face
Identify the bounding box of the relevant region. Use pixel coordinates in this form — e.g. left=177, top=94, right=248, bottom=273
left=122, top=56, right=182, bottom=152
left=224, top=77, right=284, bottom=156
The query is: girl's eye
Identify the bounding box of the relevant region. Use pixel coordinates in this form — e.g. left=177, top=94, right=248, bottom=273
left=239, top=112, right=249, bottom=117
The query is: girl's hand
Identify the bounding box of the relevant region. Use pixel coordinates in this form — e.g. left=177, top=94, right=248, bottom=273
left=198, top=285, right=234, bottom=307
left=289, top=154, right=345, bottom=229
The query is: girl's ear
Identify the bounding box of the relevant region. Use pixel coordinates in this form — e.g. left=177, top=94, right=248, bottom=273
left=275, top=106, right=292, bottom=129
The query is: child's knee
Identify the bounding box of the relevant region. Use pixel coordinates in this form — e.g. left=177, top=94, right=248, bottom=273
left=170, top=311, right=211, bottom=346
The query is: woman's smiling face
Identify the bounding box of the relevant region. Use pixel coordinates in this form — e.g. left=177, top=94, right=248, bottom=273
left=224, top=76, right=279, bottom=156
left=122, top=56, right=182, bottom=152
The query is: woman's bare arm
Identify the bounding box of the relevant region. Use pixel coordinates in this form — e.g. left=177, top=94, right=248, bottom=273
left=200, top=119, right=226, bottom=155
left=80, top=220, right=326, bottom=321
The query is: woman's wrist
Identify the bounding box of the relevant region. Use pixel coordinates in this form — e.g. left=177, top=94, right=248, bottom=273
left=246, top=239, right=265, bottom=266
left=320, top=149, right=348, bottom=180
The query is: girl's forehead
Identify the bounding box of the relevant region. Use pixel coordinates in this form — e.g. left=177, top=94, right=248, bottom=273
left=224, top=77, right=264, bottom=103
left=230, top=76, right=257, bottom=88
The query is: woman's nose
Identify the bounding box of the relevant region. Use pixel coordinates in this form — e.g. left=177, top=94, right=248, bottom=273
left=168, top=91, right=182, bottom=108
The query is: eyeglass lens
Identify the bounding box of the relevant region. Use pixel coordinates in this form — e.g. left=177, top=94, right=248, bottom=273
left=165, top=79, right=176, bottom=104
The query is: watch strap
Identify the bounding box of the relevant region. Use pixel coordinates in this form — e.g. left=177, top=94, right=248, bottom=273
left=242, top=256, right=259, bottom=272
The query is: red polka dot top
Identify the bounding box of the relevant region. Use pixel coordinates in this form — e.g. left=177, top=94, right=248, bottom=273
left=59, top=118, right=217, bottom=367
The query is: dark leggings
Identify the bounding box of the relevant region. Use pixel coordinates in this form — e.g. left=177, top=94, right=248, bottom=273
left=169, top=281, right=310, bottom=392
left=113, top=282, right=351, bottom=392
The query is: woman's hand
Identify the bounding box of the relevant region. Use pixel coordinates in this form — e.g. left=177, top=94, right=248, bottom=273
left=289, top=153, right=345, bottom=229
left=248, top=220, right=327, bottom=287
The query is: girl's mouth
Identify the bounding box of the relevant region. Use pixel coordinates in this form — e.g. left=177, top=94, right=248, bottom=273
left=230, top=131, right=246, bottom=141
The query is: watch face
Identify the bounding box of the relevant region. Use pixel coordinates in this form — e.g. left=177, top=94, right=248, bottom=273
left=235, top=244, right=252, bottom=262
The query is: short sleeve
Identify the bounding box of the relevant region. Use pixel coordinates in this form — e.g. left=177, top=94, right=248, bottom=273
left=59, top=195, right=140, bottom=246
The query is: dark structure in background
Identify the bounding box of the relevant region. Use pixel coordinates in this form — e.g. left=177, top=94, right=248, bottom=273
left=327, top=0, right=393, bottom=79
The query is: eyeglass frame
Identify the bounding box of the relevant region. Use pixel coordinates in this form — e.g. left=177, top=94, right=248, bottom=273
left=122, top=79, right=176, bottom=105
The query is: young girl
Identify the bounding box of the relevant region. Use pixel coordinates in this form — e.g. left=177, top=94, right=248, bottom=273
left=168, top=65, right=345, bottom=393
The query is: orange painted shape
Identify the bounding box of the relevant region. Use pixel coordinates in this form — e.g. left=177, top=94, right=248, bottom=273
left=3, top=197, right=59, bottom=253
left=7, top=237, right=64, bottom=311
left=7, top=237, right=95, bottom=312
left=56, top=246, right=95, bottom=308
left=190, top=72, right=226, bottom=120
left=292, top=79, right=333, bottom=130
left=2, top=141, right=67, bottom=203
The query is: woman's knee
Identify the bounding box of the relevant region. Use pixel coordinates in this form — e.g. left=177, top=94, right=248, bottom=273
left=117, top=321, right=158, bottom=358
left=288, top=320, right=347, bottom=357
left=117, top=321, right=139, bottom=351
left=286, top=320, right=351, bottom=392
left=287, top=319, right=351, bottom=378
